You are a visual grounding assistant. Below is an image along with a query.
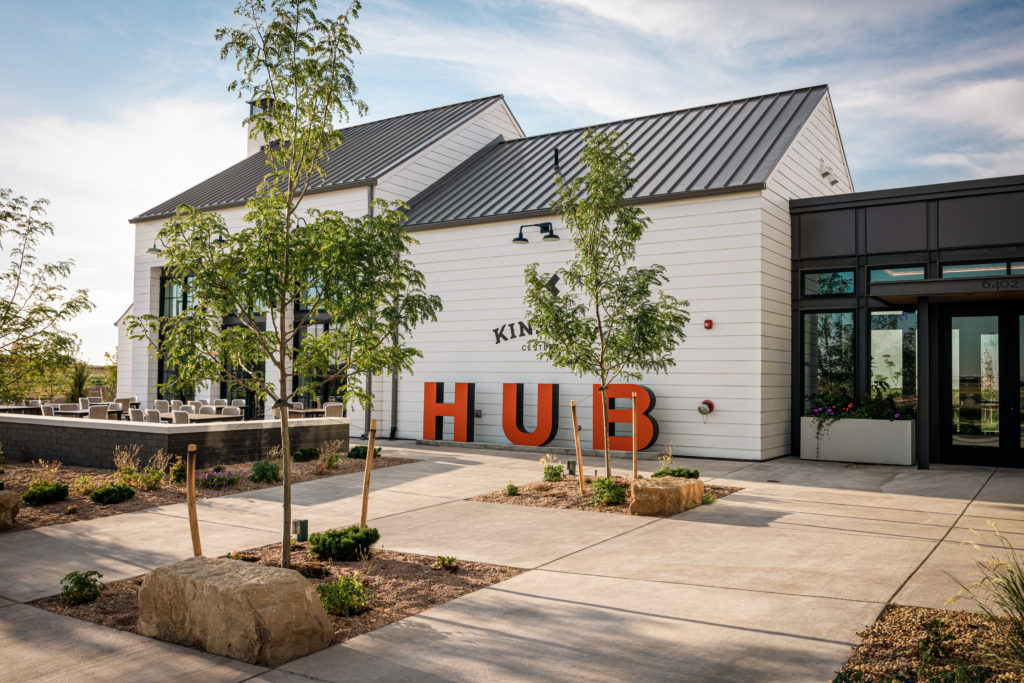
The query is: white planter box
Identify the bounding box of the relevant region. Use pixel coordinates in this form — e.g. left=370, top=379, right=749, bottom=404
left=800, top=417, right=916, bottom=466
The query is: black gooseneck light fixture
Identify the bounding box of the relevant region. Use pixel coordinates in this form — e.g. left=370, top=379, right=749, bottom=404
left=513, top=222, right=559, bottom=244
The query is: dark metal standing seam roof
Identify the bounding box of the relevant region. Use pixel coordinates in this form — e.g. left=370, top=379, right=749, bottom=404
left=403, top=85, right=829, bottom=229
left=131, top=94, right=508, bottom=223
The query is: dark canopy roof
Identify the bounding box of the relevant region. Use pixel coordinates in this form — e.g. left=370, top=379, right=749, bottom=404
left=132, top=94, right=507, bottom=223
left=404, top=85, right=829, bottom=229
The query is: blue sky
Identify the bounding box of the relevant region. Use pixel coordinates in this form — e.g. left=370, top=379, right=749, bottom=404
left=1, top=0, right=1022, bottom=363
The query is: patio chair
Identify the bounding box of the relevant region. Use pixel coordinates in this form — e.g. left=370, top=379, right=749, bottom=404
left=213, top=398, right=228, bottom=406
left=172, top=411, right=189, bottom=424
left=220, top=406, right=241, bottom=417
left=88, top=405, right=109, bottom=420
left=272, top=406, right=303, bottom=419
left=155, top=400, right=169, bottom=413
left=198, top=398, right=210, bottom=405
left=231, top=399, right=245, bottom=408
left=59, top=403, right=78, bottom=412
left=131, top=396, right=139, bottom=403
left=324, top=403, right=345, bottom=417
left=129, top=409, right=145, bottom=422
left=78, top=398, right=90, bottom=409
left=144, top=409, right=161, bottom=423
left=188, top=401, right=202, bottom=411
left=170, top=400, right=183, bottom=411
left=289, top=402, right=304, bottom=410
left=87, top=397, right=102, bottom=405
left=40, top=405, right=54, bottom=416
left=29, top=399, right=42, bottom=406
left=116, top=398, right=132, bottom=413
left=180, top=405, right=195, bottom=414
left=199, top=405, right=216, bottom=415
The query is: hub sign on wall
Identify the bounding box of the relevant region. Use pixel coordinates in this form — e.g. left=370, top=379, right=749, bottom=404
left=422, top=382, right=658, bottom=451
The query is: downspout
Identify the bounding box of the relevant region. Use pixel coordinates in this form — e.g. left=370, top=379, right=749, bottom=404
left=362, top=184, right=375, bottom=439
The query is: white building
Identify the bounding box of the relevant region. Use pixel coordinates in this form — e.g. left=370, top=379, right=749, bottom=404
left=125, top=86, right=851, bottom=460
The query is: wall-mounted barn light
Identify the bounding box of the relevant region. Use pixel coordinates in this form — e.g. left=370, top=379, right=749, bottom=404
left=513, top=222, right=559, bottom=244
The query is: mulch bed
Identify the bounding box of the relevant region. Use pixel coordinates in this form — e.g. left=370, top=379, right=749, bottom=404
left=469, top=476, right=742, bottom=516
left=1, top=455, right=417, bottom=532
left=33, top=543, right=524, bottom=647
left=837, top=604, right=1024, bottom=681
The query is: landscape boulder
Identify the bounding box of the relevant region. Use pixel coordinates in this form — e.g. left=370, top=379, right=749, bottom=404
left=137, top=556, right=332, bottom=666
left=0, top=490, right=20, bottom=531
left=629, top=477, right=705, bottom=516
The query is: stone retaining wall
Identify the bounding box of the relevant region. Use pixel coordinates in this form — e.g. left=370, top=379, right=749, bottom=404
left=0, top=415, right=350, bottom=469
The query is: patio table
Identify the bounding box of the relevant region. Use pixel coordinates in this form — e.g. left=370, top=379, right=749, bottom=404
left=55, top=407, right=124, bottom=419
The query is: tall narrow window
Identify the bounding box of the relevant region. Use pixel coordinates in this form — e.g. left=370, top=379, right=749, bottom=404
left=869, top=311, right=917, bottom=415
left=802, top=311, right=855, bottom=410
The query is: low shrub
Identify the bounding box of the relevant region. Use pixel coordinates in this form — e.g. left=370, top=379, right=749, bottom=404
left=22, top=481, right=69, bottom=506
left=141, top=466, right=164, bottom=491
left=317, top=573, right=373, bottom=616
left=652, top=466, right=700, bottom=479
left=168, top=456, right=187, bottom=484
left=504, top=482, right=520, bottom=496
left=65, top=505, right=77, bottom=514
left=249, top=459, right=281, bottom=484
left=539, top=454, right=564, bottom=482
left=433, top=556, right=458, bottom=572
left=318, top=452, right=342, bottom=472
left=72, top=474, right=97, bottom=496
left=701, top=492, right=715, bottom=505
left=60, top=570, right=106, bottom=606
left=197, top=470, right=240, bottom=490
left=590, top=477, right=626, bottom=507
left=347, top=446, right=381, bottom=460
left=212, top=465, right=225, bottom=473
left=293, top=448, right=319, bottom=462
left=89, top=483, right=135, bottom=505
left=309, top=525, right=380, bottom=561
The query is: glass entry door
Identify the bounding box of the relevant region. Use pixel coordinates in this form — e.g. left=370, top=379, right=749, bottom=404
left=941, top=308, right=1023, bottom=466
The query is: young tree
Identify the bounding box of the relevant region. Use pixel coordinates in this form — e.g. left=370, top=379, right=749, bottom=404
left=0, top=188, right=93, bottom=403
left=523, top=131, right=690, bottom=478
left=129, top=0, right=442, bottom=568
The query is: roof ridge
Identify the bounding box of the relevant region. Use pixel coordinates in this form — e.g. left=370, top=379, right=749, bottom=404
left=494, top=84, right=829, bottom=146
left=337, top=93, right=504, bottom=133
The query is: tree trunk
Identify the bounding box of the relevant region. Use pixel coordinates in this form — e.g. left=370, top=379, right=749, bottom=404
left=599, top=383, right=611, bottom=478
left=279, top=369, right=292, bottom=569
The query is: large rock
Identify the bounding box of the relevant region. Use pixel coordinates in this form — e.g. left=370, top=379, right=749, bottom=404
left=0, top=490, right=20, bottom=531
left=138, top=556, right=332, bottom=666
left=629, top=477, right=705, bottom=516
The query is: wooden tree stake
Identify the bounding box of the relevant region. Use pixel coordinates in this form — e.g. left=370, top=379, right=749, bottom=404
left=359, top=419, right=378, bottom=529
left=570, top=401, right=585, bottom=494
left=186, top=444, right=202, bottom=556
left=631, top=391, right=639, bottom=479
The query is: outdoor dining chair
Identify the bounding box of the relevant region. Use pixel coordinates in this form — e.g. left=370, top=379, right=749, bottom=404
left=324, top=403, right=345, bottom=417
left=170, top=400, right=183, bottom=410
left=180, top=405, right=195, bottom=414
left=187, top=401, right=202, bottom=411
left=78, top=398, right=90, bottom=409
left=88, top=405, right=109, bottom=420
left=289, top=402, right=304, bottom=410
left=231, top=399, right=245, bottom=408
left=116, top=398, right=132, bottom=413
left=144, top=409, right=161, bottom=423
left=155, top=400, right=169, bottom=413
left=29, top=399, right=42, bottom=406
left=59, top=403, right=78, bottom=412
left=87, top=397, right=102, bottom=405
left=213, top=398, right=228, bottom=406
left=172, top=411, right=189, bottom=424
left=220, top=406, right=241, bottom=417
left=129, top=409, right=145, bottom=422
left=40, top=405, right=54, bottom=416
left=198, top=406, right=216, bottom=415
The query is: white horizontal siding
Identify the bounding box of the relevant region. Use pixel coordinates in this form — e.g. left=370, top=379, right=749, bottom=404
left=758, top=91, right=854, bottom=457
left=375, top=99, right=523, bottom=205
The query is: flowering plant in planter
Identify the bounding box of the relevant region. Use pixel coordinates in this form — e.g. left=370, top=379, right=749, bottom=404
left=806, top=379, right=915, bottom=457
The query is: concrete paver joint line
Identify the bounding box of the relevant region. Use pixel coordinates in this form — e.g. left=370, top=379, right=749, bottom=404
left=885, top=467, right=998, bottom=605
left=534, top=516, right=663, bottom=569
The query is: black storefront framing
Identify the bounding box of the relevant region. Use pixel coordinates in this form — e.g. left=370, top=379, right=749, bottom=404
left=790, top=174, right=1024, bottom=468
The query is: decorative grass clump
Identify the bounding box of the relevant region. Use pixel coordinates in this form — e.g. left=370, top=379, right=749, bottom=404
left=309, top=525, right=380, bottom=561
left=293, top=447, right=320, bottom=462
left=347, top=446, right=381, bottom=460
left=21, top=481, right=69, bottom=506
left=652, top=467, right=700, bottom=479
left=317, top=574, right=373, bottom=616
left=590, top=477, right=626, bottom=507
left=88, top=483, right=135, bottom=505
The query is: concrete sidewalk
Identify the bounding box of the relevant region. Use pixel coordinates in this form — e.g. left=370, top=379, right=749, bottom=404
left=1, top=442, right=1019, bottom=682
